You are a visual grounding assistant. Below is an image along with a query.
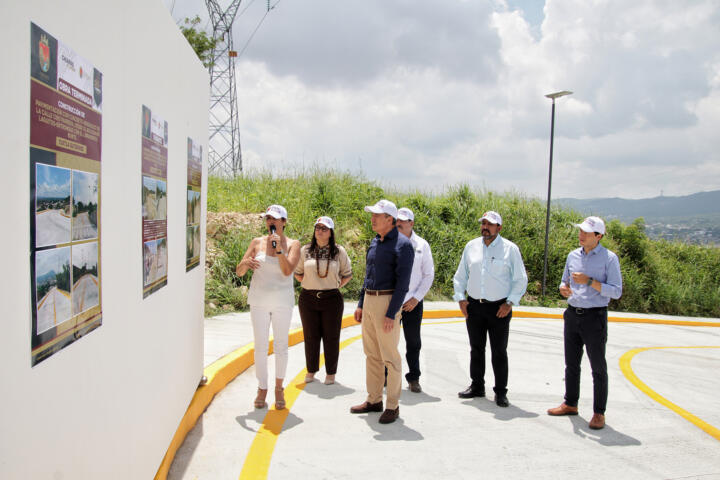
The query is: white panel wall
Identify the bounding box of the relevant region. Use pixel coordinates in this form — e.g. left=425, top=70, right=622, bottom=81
left=0, top=1, right=208, bottom=478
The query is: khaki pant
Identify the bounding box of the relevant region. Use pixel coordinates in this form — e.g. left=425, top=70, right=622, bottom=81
left=361, top=294, right=402, bottom=409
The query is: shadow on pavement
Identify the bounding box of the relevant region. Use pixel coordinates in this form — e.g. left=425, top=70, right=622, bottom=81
left=235, top=409, right=305, bottom=434
left=298, top=381, right=356, bottom=399
left=359, top=413, right=425, bottom=442
left=569, top=415, right=642, bottom=446
left=168, top=417, right=203, bottom=479
left=461, top=398, right=540, bottom=421
left=399, top=389, right=442, bottom=406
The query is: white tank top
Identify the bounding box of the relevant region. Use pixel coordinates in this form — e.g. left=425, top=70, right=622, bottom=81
left=247, top=253, right=295, bottom=307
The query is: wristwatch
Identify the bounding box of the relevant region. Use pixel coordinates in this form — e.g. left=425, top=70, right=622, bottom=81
left=586, top=277, right=593, bottom=286
left=506, top=300, right=513, bottom=306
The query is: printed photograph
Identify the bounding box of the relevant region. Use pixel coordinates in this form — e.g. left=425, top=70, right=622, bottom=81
left=142, top=176, right=157, bottom=221
left=35, top=163, right=71, bottom=247
left=186, top=226, right=194, bottom=262
left=155, top=180, right=167, bottom=221
left=143, top=239, right=157, bottom=287
left=187, top=190, right=201, bottom=225
left=35, top=246, right=72, bottom=334
left=156, top=237, right=168, bottom=280
left=72, top=170, right=99, bottom=241
left=192, top=224, right=200, bottom=260
left=72, top=242, right=99, bottom=315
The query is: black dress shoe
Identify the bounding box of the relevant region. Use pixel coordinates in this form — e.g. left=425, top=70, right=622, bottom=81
left=350, top=401, right=383, bottom=414
left=458, top=386, right=485, bottom=398
left=378, top=407, right=399, bottom=424
left=495, top=394, right=509, bottom=407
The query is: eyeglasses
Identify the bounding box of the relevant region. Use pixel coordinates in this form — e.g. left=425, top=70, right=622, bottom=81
left=314, top=225, right=330, bottom=232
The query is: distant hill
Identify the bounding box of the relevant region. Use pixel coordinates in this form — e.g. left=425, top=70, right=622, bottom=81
left=555, top=190, right=720, bottom=245
left=554, top=190, right=720, bottom=224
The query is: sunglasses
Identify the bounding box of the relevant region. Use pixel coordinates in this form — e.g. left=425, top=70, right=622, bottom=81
left=314, top=225, right=330, bottom=232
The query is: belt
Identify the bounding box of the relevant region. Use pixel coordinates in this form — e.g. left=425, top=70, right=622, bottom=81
left=365, top=289, right=394, bottom=296
left=567, top=305, right=607, bottom=315
left=468, top=296, right=507, bottom=305
left=302, top=289, right=340, bottom=299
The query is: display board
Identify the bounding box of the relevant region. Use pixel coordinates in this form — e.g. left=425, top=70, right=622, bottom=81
left=141, top=105, right=169, bottom=298
left=186, top=137, right=202, bottom=271
left=29, top=22, right=102, bottom=366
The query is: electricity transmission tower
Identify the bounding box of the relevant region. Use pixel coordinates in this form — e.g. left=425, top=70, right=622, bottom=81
left=206, top=0, right=243, bottom=176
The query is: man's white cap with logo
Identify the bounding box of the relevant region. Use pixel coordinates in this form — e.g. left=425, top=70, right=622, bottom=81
left=261, top=204, right=288, bottom=219
left=397, top=208, right=414, bottom=221
left=364, top=199, right=398, bottom=219
left=575, top=216, right=605, bottom=235
left=314, top=216, right=335, bottom=229
left=479, top=210, right=502, bottom=225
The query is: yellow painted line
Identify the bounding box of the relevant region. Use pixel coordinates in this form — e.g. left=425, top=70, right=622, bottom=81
left=239, top=334, right=362, bottom=480
left=619, top=346, right=720, bottom=442
left=155, top=309, right=720, bottom=479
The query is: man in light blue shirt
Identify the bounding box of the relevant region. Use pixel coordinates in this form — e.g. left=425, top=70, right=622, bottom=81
left=548, top=216, right=622, bottom=430
left=453, top=211, right=527, bottom=407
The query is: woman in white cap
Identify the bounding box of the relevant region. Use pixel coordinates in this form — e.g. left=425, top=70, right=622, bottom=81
left=294, top=216, right=352, bottom=385
left=236, top=205, right=300, bottom=409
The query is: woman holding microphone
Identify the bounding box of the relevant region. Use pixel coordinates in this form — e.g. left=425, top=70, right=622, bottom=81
left=295, top=216, right=352, bottom=385
left=236, top=205, right=300, bottom=410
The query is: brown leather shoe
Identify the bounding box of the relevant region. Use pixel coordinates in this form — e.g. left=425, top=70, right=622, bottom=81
left=408, top=380, right=422, bottom=393
left=589, top=413, right=605, bottom=429
left=547, top=403, right=579, bottom=416
left=350, top=401, right=383, bottom=414
left=378, top=407, right=399, bottom=424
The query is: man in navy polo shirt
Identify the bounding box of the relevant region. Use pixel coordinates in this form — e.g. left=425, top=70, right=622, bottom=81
left=548, top=216, right=622, bottom=430
left=350, top=199, right=414, bottom=424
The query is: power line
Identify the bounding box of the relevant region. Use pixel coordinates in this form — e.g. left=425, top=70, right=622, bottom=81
left=236, top=0, right=282, bottom=58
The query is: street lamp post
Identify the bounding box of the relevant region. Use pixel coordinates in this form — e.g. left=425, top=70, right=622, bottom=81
left=541, top=90, right=573, bottom=298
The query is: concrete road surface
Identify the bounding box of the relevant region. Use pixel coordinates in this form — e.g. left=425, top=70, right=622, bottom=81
left=72, top=274, right=99, bottom=313
left=168, top=306, right=720, bottom=480
left=36, top=210, right=70, bottom=246
left=36, top=286, right=72, bottom=333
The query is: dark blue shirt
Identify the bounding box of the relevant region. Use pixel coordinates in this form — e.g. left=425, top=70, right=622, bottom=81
left=358, top=227, right=415, bottom=318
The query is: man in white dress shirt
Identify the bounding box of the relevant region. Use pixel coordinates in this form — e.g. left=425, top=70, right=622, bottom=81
left=453, top=211, right=527, bottom=407
left=396, top=207, right=435, bottom=393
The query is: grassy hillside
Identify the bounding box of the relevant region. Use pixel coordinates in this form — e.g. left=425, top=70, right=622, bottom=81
left=205, top=170, right=720, bottom=318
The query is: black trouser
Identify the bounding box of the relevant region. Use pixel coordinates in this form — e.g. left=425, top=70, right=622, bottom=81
left=465, top=297, right=511, bottom=395
left=298, top=289, right=344, bottom=375
left=401, top=300, right=424, bottom=382
left=563, top=306, right=608, bottom=414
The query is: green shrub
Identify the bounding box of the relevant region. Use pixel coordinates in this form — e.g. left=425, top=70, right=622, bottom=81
left=205, top=169, right=720, bottom=317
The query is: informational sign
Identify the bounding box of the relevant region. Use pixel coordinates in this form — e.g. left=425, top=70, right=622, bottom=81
left=141, top=105, right=168, bottom=297
left=186, top=137, right=202, bottom=271
left=29, top=22, right=102, bottom=366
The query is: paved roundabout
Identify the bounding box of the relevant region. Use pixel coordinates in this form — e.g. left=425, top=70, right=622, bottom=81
left=166, top=307, right=720, bottom=480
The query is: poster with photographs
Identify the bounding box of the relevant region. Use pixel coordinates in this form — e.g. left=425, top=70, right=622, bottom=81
left=186, top=137, right=202, bottom=271
left=29, top=22, right=102, bottom=366
left=141, top=105, right=168, bottom=297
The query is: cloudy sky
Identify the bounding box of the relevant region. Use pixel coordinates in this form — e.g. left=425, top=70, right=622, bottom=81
left=164, top=0, right=720, bottom=199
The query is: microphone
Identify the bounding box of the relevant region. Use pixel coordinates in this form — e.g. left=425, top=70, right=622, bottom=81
left=270, top=225, right=277, bottom=249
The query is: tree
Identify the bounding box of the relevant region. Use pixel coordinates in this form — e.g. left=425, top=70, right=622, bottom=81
left=180, top=16, right=216, bottom=68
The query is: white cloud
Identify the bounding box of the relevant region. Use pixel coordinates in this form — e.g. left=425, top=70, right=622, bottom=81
left=167, top=0, right=720, bottom=199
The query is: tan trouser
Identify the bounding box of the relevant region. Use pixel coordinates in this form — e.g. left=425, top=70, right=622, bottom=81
left=361, top=293, right=402, bottom=409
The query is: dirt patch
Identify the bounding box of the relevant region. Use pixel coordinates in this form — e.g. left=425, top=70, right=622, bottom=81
left=205, top=211, right=263, bottom=269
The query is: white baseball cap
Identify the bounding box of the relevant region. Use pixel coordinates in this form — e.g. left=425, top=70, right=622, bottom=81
left=480, top=211, right=502, bottom=225
left=314, top=216, right=335, bottom=229
left=261, top=204, right=288, bottom=219
left=397, top=208, right=414, bottom=221
left=364, top=199, right=398, bottom=219
left=575, top=216, right=605, bottom=235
